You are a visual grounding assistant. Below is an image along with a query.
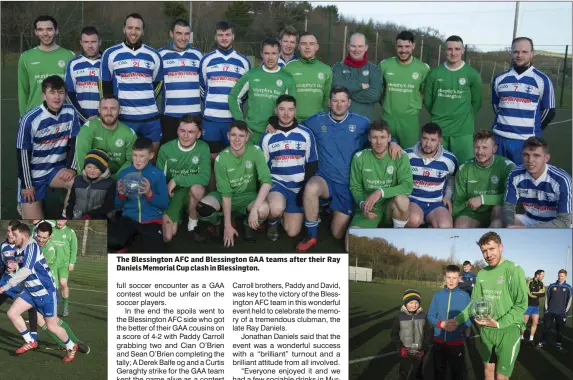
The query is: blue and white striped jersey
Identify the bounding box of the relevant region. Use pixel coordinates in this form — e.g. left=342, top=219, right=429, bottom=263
left=406, top=143, right=458, bottom=203
left=101, top=43, right=163, bottom=121
left=492, top=66, right=555, bottom=140
left=199, top=48, right=250, bottom=122
left=505, top=164, right=572, bottom=223
left=17, top=104, right=81, bottom=187
left=20, top=239, right=56, bottom=297
left=158, top=45, right=203, bottom=117
left=65, top=55, right=101, bottom=119
left=1, top=240, right=18, bottom=277
left=260, top=126, right=318, bottom=193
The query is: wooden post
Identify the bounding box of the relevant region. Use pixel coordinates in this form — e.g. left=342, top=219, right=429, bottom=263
left=490, top=61, right=497, bottom=83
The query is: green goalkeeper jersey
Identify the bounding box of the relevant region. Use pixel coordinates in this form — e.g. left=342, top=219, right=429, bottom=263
left=18, top=46, right=75, bottom=116
left=379, top=57, right=430, bottom=117
left=214, top=144, right=272, bottom=198
left=349, top=148, right=413, bottom=206
left=453, top=155, right=515, bottom=217
left=75, top=118, right=136, bottom=177
left=455, top=260, right=528, bottom=330
left=156, top=140, right=211, bottom=187
left=50, top=225, right=78, bottom=267
left=424, top=62, right=482, bottom=137
left=229, top=66, right=296, bottom=134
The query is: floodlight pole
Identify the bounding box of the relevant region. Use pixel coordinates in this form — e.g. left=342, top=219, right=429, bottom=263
left=449, top=235, right=459, bottom=263
left=189, top=2, right=193, bottom=44
left=512, top=2, right=520, bottom=39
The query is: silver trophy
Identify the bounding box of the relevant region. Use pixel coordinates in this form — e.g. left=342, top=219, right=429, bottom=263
left=471, top=298, right=494, bottom=321
left=122, top=172, right=145, bottom=198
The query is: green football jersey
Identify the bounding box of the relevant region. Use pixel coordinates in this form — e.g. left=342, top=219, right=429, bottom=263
left=75, top=118, right=136, bottom=177
left=18, top=46, right=75, bottom=116
left=453, top=155, right=515, bottom=217
left=424, top=62, right=482, bottom=137
left=214, top=144, right=272, bottom=198
left=455, top=260, right=528, bottom=330
left=283, top=57, right=332, bottom=120
left=49, top=225, right=78, bottom=267
left=349, top=148, right=413, bottom=206
left=156, top=140, right=211, bottom=187
left=41, top=240, right=58, bottom=269
left=379, top=57, right=430, bottom=117
left=229, top=66, right=296, bottom=134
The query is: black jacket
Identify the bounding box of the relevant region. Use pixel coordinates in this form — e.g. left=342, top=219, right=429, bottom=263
left=66, top=169, right=115, bottom=219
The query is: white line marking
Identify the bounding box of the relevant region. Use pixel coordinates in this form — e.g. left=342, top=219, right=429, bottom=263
left=69, top=301, right=107, bottom=308
left=549, top=118, right=572, bottom=125
left=70, top=287, right=107, bottom=294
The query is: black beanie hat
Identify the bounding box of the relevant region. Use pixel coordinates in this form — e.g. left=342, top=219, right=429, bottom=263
left=84, top=149, right=110, bottom=173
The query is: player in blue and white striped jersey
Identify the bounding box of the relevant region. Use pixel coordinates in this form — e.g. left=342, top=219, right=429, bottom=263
left=101, top=13, right=164, bottom=153
left=405, top=123, right=458, bottom=228
left=158, top=19, right=203, bottom=143
left=504, top=137, right=572, bottom=228
left=65, top=26, right=101, bottom=122
left=260, top=95, right=318, bottom=241
left=492, top=37, right=555, bottom=166
left=199, top=20, right=250, bottom=154
left=17, top=75, right=81, bottom=220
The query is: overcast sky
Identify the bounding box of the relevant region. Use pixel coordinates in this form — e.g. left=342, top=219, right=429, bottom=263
left=312, top=1, right=572, bottom=53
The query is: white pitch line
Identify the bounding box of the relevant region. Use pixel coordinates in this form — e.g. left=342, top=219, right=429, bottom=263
left=70, top=287, right=107, bottom=294
left=548, top=118, right=572, bottom=125
left=68, top=301, right=107, bottom=308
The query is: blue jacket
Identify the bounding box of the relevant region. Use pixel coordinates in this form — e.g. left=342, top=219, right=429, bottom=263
left=116, top=163, right=169, bottom=223
left=428, top=287, right=471, bottom=342
left=459, top=271, right=477, bottom=296
left=545, top=281, right=572, bottom=317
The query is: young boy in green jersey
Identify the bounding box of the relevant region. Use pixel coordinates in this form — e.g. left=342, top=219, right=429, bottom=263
left=196, top=121, right=272, bottom=247
left=445, top=231, right=528, bottom=380
left=453, top=130, right=515, bottom=228
left=156, top=115, right=210, bottom=243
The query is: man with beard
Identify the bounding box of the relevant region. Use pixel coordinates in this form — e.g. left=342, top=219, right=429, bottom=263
left=424, top=35, right=482, bottom=164
left=18, top=15, right=75, bottom=116
left=453, top=130, right=515, bottom=228
left=504, top=137, right=572, bottom=228
left=156, top=115, right=210, bottom=241
left=75, top=95, right=136, bottom=178
left=405, top=123, right=457, bottom=228
left=278, top=26, right=298, bottom=67
left=101, top=13, right=164, bottom=155
left=492, top=37, right=556, bottom=165
left=158, top=19, right=203, bottom=144
left=332, top=33, right=382, bottom=122
left=200, top=21, right=251, bottom=156
left=260, top=95, right=318, bottom=241
left=379, top=31, right=430, bottom=148
left=230, top=39, right=296, bottom=145
left=65, top=26, right=102, bottom=122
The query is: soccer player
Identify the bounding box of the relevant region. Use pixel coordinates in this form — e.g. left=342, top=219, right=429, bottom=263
left=156, top=115, right=210, bottom=241
left=200, top=21, right=251, bottom=156
left=278, top=26, right=299, bottom=66
left=75, top=95, right=136, bottom=177
left=283, top=32, right=332, bottom=122
left=196, top=121, right=272, bottom=246
left=348, top=120, right=412, bottom=234
left=158, top=19, right=203, bottom=144
left=503, top=137, right=572, bottom=228
left=453, top=130, right=515, bottom=228
left=405, top=123, right=457, bottom=228
left=492, top=37, right=555, bottom=165
left=523, top=269, right=545, bottom=346
left=229, top=38, right=296, bottom=145
left=424, top=35, right=482, bottom=164
left=260, top=95, right=318, bottom=241
left=332, top=33, right=382, bottom=121
left=380, top=31, right=430, bottom=148
left=101, top=13, right=164, bottom=154
left=17, top=75, right=81, bottom=219
left=445, top=231, right=528, bottom=380
left=49, top=220, right=77, bottom=317
left=65, top=26, right=102, bottom=122
left=539, top=269, right=571, bottom=351
left=18, top=15, right=75, bottom=116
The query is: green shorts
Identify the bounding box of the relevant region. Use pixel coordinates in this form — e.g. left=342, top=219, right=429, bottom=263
left=479, top=326, right=521, bottom=377
left=349, top=200, right=391, bottom=228
left=383, top=113, right=420, bottom=149
left=443, top=135, right=474, bottom=164
left=56, top=265, right=70, bottom=281
left=165, top=187, right=190, bottom=223
left=454, top=208, right=492, bottom=227
left=209, top=191, right=257, bottom=215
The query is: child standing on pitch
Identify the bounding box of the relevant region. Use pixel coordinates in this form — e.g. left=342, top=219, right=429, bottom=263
left=391, top=289, right=433, bottom=380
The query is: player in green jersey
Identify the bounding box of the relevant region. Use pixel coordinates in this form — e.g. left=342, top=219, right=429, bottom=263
left=453, top=130, right=515, bottom=228
left=50, top=220, right=77, bottom=316
left=156, top=115, right=210, bottom=242
left=445, top=232, right=528, bottom=380
left=348, top=120, right=412, bottom=243
left=424, top=35, right=482, bottom=164
left=196, top=121, right=272, bottom=246
left=283, top=32, right=332, bottom=121
left=379, top=31, right=430, bottom=149
left=18, top=16, right=75, bottom=116
left=229, top=38, right=296, bottom=144
left=75, top=95, right=136, bottom=177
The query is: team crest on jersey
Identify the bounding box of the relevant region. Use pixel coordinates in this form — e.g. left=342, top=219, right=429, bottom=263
left=58, top=60, right=65, bottom=68
left=318, top=72, right=325, bottom=80
left=235, top=66, right=241, bottom=73
left=459, top=78, right=467, bottom=85
left=115, top=139, right=125, bottom=147
left=192, top=156, right=199, bottom=164
left=497, top=276, right=503, bottom=284
left=246, top=160, right=253, bottom=169
left=145, top=61, right=151, bottom=69
left=387, top=166, right=394, bottom=175
left=170, top=158, right=178, bottom=162
left=491, top=176, right=499, bottom=185
left=362, top=70, right=369, bottom=76
left=321, top=125, right=327, bottom=132
left=63, top=234, right=67, bottom=239
left=412, top=72, right=419, bottom=80
left=276, top=79, right=283, bottom=87
left=348, top=125, right=356, bottom=132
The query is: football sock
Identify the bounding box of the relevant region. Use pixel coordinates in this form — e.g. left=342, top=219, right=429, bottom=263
left=393, top=218, right=408, bottom=228
left=305, top=219, right=319, bottom=239
left=58, top=319, right=79, bottom=342
left=63, top=297, right=69, bottom=309
left=20, top=329, right=34, bottom=343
